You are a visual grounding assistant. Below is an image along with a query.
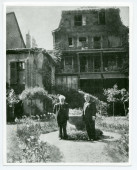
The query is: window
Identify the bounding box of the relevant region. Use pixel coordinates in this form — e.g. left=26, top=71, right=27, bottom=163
left=79, top=37, right=86, bottom=42
left=103, top=55, right=118, bottom=72
left=68, top=37, right=73, bottom=47
left=94, top=56, right=101, bottom=72
left=78, top=37, right=87, bottom=48
left=99, top=11, right=106, bottom=25
left=80, top=57, right=87, bottom=72
left=10, top=61, right=25, bottom=85
left=17, top=62, right=25, bottom=70
left=82, top=16, right=86, bottom=26
left=65, top=57, right=72, bottom=65
left=79, top=37, right=87, bottom=47
left=93, top=36, right=101, bottom=49
left=74, top=15, right=82, bottom=26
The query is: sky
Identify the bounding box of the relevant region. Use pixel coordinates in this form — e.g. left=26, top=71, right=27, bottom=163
left=6, top=6, right=129, bottom=50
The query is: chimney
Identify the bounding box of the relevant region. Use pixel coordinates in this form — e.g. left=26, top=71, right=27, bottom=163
left=32, top=37, right=38, bottom=48
left=26, top=31, right=31, bottom=48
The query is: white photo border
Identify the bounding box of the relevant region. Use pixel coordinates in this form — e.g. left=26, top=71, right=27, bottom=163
left=2, top=0, right=134, bottom=167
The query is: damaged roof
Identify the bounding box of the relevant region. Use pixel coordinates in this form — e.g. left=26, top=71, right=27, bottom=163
left=6, top=48, right=57, bottom=65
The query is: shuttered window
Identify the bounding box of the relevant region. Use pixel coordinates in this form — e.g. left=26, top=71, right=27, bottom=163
left=10, top=61, right=25, bottom=85
left=10, top=62, right=17, bottom=84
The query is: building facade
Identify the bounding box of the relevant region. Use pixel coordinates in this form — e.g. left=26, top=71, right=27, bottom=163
left=53, top=7, right=129, bottom=94
left=6, top=12, right=55, bottom=94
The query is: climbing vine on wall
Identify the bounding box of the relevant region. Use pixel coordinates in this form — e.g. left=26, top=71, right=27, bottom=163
left=106, top=8, right=129, bottom=36
left=42, top=57, right=52, bottom=93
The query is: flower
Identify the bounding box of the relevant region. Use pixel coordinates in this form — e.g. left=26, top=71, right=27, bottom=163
left=30, top=136, right=35, bottom=140
left=15, top=117, right=19, bottom=123
left=27, top=138, right=31, bottom=142
left=26, top=124, right=30, bottom=128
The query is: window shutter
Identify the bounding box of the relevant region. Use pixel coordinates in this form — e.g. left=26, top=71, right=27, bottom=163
left=10, top=62, right=17, bottom=84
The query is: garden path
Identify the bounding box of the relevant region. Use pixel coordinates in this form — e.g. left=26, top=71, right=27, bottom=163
left=40, top=130, right=121, bottom=163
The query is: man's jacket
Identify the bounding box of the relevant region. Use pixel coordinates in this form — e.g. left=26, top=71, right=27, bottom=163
left=53, top=103, right=69, bottom=124
left=82, top=101, right=96, bottom=121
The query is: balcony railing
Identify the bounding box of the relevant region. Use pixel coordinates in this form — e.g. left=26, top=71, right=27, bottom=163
left=56, top=64, right=79, bottom=74
left=56, top=62, right=123, bottom=74
left=94, top=42, right=101, bottom=49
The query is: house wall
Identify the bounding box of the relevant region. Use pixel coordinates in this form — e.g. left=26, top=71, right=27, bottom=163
left=53, top=8, right=127, bottom=50
left=6, top=53, right=27, bottom=87
left=6, top=51, right=55, bottom=93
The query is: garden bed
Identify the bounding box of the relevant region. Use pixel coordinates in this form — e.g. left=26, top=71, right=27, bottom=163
left=7, top=118, right=62, bottom=163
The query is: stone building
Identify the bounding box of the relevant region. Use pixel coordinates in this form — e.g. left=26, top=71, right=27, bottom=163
left=6, top=48, right=56, bottom=94
left=6, top=11, right=56, bottom=118
left=6, top=12, right=26, bottom=49
left=6, top=12, right=55, bottom=94
left=52, top=7, right=129, bottom=94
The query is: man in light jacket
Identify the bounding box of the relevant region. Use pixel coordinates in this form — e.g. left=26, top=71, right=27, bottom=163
left=83, top=94, right=96, bottom=141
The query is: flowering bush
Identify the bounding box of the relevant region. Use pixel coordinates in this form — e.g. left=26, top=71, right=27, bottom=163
left=6, top=89, right=20, bottom=121
left=104, top=84, right=121, bottom=116
left=19, top=87, right=51, bottom=100
left=104, top=85, right=129, bottom=116
left=20, top=87, right=54, bottom=116
left=106, top=132, right=129, bottom=162
left=67, top=129, right=103, bottom=141
left=96, top=116, right=129, bottom=133
left=120, top=88, right=129, bottom=116
left=96, top=115, right=129, bottom=162
left=7, top=117, right=61, bottom=163
left=96, top=101, right=109, bottom=116
left=7, top=89, right=20, bottom=107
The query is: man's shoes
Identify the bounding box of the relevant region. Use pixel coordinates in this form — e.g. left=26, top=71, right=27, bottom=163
left=63, top=135, right=68, bottom=140
left=59, top=135, right=63, bottom=140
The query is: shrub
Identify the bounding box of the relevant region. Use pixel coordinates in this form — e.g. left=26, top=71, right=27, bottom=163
left=20, top=87, right=53, bottom=116
left=78, top=90, right=109, bottom=116
left=6, top=89, right=20, bottom=122
left=19, top=87, right=50, bottom=100
left=54, top=85, right=84, bottom=108
left=11, top=117, right=62, bottom=163
left=106, top=133, right=129, bottom=162
left=96, top=116, right=129, bottom=133
left=67, top=122, right=103, bottom=141
left=67, top=129, right=103, bottom=141
left=104, top=85, right=129, bottom=116
left=96, top=115, right=129, bottom=162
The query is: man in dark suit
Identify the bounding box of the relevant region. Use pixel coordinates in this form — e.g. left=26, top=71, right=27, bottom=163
left=82, top=94, right=96, bottom=141
left=53, top=95, right=69, bottom=139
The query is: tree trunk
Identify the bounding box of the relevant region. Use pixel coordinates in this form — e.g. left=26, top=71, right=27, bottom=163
left=113, top=102, right=115, bottom=117
left=12, top=105, right=14, bottom=119
left=30, top=99, right=32, bottom=116
left=123, top=102, right=126, bottom=116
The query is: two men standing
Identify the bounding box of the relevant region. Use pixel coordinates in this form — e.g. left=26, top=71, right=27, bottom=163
left=53, top=94, right=96, bottom=141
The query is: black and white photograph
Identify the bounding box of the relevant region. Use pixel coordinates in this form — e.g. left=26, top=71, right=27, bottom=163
left=5, top=3, right=130, bottom=165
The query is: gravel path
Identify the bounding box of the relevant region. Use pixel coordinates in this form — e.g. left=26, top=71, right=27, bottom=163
left=40, top=130, right=121, bottom=163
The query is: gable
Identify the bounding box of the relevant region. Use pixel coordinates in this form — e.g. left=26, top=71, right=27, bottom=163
left=6, top=12, right=26, bottom=49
